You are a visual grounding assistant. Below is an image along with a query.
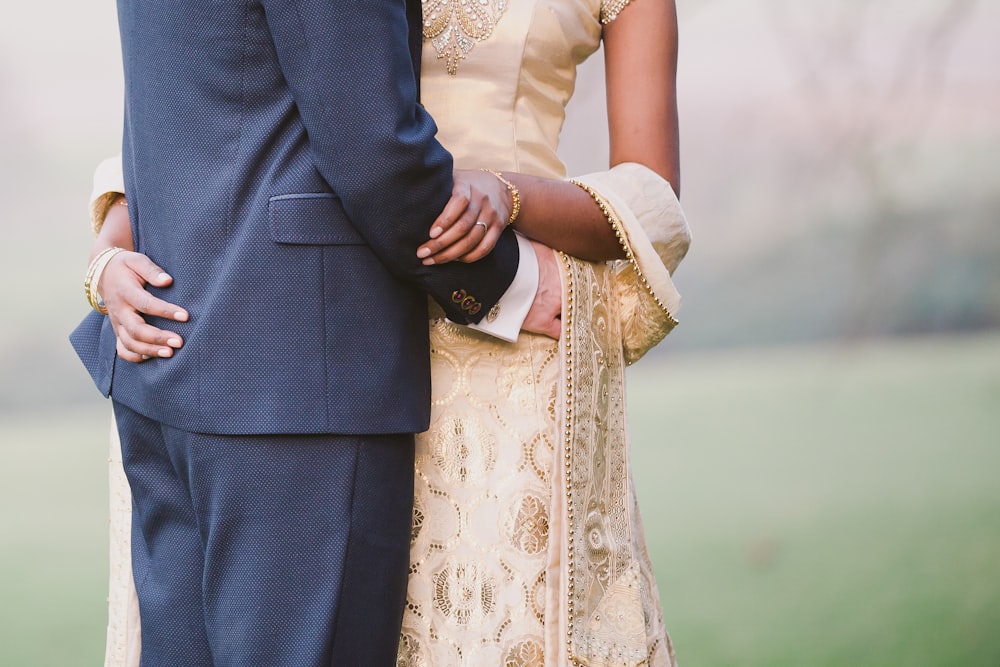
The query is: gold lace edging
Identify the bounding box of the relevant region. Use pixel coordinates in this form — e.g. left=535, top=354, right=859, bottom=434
left=569, top=180, right=679, bottom=330
left=558, top=251, right=579, bottom=661
left=557, top=253, right=671, bottom=666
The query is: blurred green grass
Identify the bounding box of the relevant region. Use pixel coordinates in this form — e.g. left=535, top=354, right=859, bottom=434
left=1, top=408, right=109, bottom=665
left=631, top=334, right=1000, bottom=666
left=2, top=334, right=999, bottom=665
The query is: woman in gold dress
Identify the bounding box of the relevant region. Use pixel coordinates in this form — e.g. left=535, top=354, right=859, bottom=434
left=87, top=0, right=690, bottom=664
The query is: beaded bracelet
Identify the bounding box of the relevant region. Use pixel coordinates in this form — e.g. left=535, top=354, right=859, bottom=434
left=480, top=169, right=520, bottom=227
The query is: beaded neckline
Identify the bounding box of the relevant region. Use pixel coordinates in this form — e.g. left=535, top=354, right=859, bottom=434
left=422, top=0, right=510, bottom=75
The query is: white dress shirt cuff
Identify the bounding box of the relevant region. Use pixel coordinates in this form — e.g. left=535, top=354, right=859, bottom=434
left=467, top=232, right=538, bottom=342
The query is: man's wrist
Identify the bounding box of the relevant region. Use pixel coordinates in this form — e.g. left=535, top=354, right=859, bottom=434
left=467, top=233, right=538, bottom=342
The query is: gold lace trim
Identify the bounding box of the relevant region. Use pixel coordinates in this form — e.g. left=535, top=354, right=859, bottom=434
left=558, top=251, right=580, bottom=661
left=422, top=0, right=510, bottom=75
left=558, top=253, right=672, bottom=666
left=569, top=180, right=679, bottom=329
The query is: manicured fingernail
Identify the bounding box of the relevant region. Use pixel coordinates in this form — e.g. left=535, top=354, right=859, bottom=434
left=417, top=247, right=431, bottom=258
left=141, top=354, right=151, bottom=360
left=174, top=311, right=188, bottom=322
left=167, top=337, right=182, bottom=347
left=158, top=273, right=171, bottom=282
left=158, top=348, right=173, bottom=358
left=423, top=258, right=435, bottom=266
left=429, top=227, right=442, bottom=239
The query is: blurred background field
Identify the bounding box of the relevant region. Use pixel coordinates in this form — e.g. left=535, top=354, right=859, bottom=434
left=3, top=337, right=999, bottom=665
left=631, top=336, right=1000, bottom=666
left=1, top=0, right=998, bottom=664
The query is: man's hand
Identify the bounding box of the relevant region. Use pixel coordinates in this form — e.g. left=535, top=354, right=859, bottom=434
left=522, top=241, right=562, bottom=340
left=98, top=251, right=188, bottom=362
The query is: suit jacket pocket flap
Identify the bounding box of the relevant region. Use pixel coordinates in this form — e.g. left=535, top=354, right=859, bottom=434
left=269, top=194, right=366, bottom=245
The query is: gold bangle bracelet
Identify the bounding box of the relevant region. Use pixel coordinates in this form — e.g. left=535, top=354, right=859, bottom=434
left=84, top=246, right=127, bottom=314
left=481, top=168, right=520, bottom=226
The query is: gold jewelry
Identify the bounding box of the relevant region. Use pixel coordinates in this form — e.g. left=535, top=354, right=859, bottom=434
left=480, top=169, right=520, bottom=227
left=84, top=246, right=127, bottom=314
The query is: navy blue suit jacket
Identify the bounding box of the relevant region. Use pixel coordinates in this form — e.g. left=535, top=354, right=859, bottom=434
left=71, top=0, right=520, bottom=435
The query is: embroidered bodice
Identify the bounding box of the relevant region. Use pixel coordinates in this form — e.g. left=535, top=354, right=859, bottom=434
left=421, top=0, right=612, bottom=179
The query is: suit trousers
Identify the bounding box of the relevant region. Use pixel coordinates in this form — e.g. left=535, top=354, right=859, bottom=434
left=112, top=402, right=414, bottom=666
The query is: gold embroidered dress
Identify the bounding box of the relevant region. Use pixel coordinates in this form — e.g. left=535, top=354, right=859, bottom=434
left=101, top=0, right=690, bottom=665
left=406, top=2, right=685, bottom=662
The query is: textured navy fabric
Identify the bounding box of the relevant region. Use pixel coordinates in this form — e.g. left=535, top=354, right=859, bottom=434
left=115, top=402, right=414, bottom=666
left=70, top=0, right=521, bottom=434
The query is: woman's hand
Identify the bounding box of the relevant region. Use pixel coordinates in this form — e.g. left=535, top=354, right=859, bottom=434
left=99, top=252, right=188, bottom=363
left=416, top=169, right=512, bottom=265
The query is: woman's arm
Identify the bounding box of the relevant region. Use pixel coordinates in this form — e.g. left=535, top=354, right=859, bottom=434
left=90, top=195, right=132, bottom=260
left=417, top=168, right=623, bottom=264
left=418, top=0, right=680, bottom=265
left=604, top=0, right=680, bottom=192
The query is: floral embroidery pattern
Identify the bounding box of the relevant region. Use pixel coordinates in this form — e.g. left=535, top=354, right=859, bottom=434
left=506, top=493, right=550, bottom=555
left=422, top=0, right=510, bottom=74
left=433, top=560, right=499, bottom=625
left=504, top=638, right=545, bottom=666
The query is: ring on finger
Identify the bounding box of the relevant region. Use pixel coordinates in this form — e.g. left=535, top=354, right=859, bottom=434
left=474, top=220, right=488, bottom=234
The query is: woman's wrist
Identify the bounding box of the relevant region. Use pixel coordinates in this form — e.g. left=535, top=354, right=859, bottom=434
left=90, top=192, right=126, bottom=236
left=480, top=169, right=520, bottom=227
left=84, top=246, right=128, bottom=314
left=91, top=195, right=135, bottom=258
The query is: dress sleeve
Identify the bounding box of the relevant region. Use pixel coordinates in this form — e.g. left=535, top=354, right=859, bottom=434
left=89, top=154, right=125, bottom=235
left=599, top=0, right=635, bottom=24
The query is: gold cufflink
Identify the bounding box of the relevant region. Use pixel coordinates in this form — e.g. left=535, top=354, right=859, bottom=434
left=487, top=304, right=500, bottom=322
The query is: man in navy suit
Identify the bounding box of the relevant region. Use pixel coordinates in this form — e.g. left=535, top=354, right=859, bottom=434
left=71, top=0, right=559, bottom=663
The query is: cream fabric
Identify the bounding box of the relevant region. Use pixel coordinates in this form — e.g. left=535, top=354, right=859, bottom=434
left=574, top=164, right=691, bottom=364
left=400, top=308, right=560, bottom=665
left=419, top=0, right=602, bottom=179
left=101, top=0, right=686, bottom=664
left=105, top=421, right=140, bottom=667
left=550, top=254, right=676, bottom=666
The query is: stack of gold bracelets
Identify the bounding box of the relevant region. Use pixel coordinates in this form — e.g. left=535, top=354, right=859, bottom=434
left=84, top=246, right=127, bottom=314
left=85, top=196, right=128, bottom=314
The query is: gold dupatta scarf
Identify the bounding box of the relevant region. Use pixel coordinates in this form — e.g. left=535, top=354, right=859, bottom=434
left=550, top=163, right=690, bottom=667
